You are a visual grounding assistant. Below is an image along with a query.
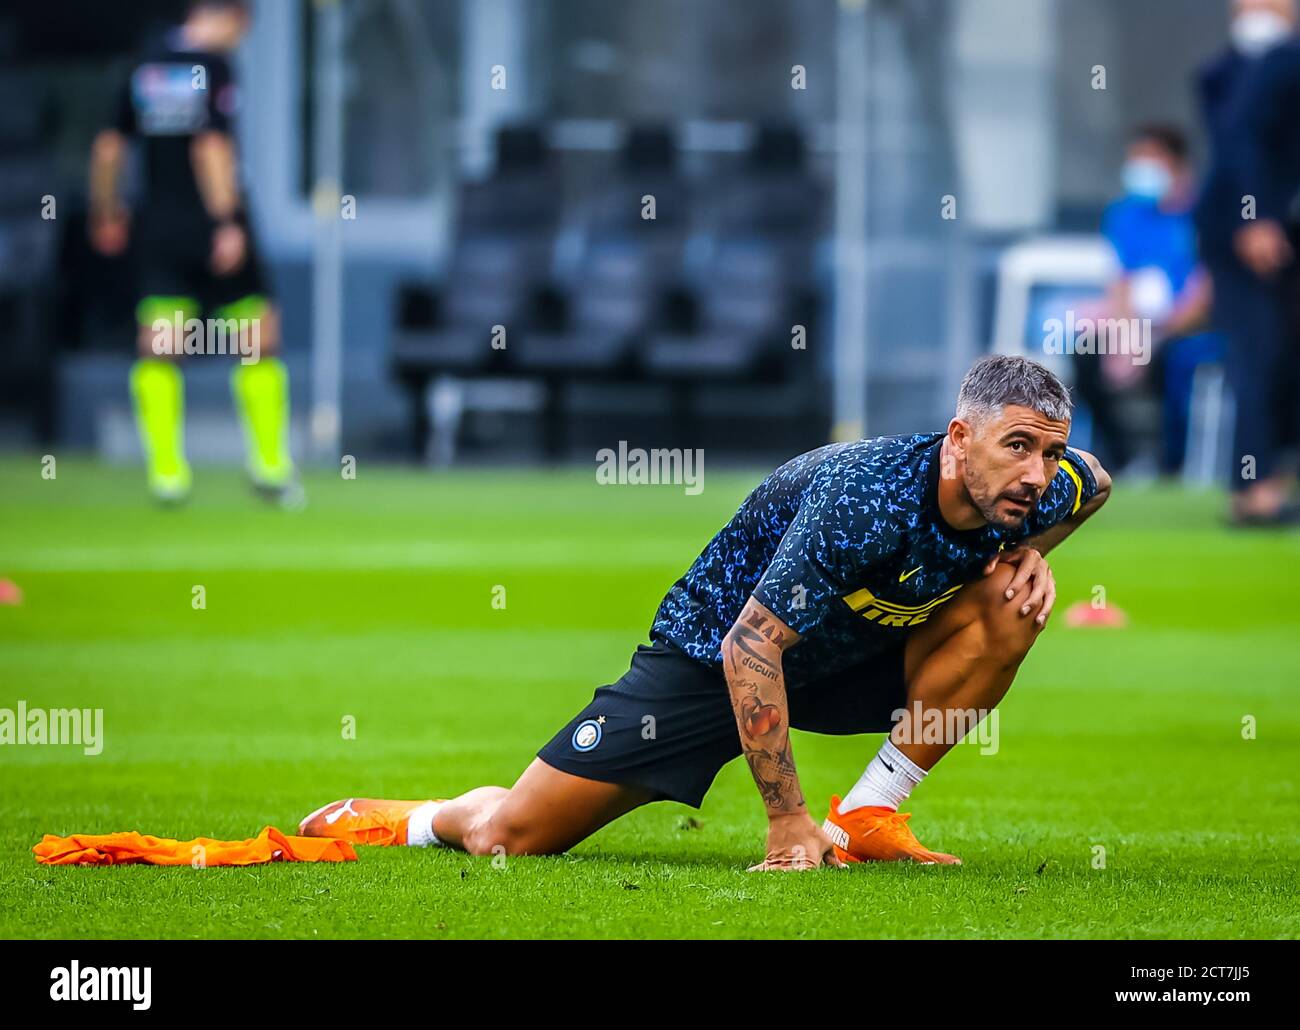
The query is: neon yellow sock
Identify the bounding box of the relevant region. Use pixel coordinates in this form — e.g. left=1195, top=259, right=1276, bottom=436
left=231, top=357, right=293, bottom=485
left=129, top=359, right=190, bottom=496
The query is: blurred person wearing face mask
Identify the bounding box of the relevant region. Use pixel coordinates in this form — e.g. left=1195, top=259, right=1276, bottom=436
left=1195, top=0, right=1300, bottom=525
left=1231, top=0, right=1296, bottom=54
left=1074, top=126, right=1220, bottom=479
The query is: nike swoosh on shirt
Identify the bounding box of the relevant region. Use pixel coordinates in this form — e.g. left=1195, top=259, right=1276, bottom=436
left=898, top=566, right=923, bottom=583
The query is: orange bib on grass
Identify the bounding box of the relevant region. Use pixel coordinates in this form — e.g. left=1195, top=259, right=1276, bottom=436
left=33, top=826, right=356, bottom=866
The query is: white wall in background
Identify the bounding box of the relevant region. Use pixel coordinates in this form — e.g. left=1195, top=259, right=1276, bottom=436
left=946, top=0, right=1059, bottom=231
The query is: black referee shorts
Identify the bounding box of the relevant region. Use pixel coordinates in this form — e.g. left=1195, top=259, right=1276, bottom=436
left=537, top=637, right=907, bottom=808
left=133, top=207, right=271, bottom=327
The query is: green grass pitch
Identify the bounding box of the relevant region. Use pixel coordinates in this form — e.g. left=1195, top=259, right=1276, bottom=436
left=1, top=456, right=1297, bottom=939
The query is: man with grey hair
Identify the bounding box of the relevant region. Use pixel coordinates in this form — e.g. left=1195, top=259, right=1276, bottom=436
left=301, top=356, right=1111, bottom=871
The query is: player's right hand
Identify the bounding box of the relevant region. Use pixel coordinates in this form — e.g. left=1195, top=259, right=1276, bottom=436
left=1234, top=220, right=1293, bottom=279
left=985, top=545, right=1055, bottom=627
left=89, top=210, right=130, bottom=256
left=748, top=812, right=844, bottom=872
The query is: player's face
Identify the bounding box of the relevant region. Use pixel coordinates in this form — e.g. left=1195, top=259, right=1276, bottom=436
left=962, top=406, right=1070, bottom=531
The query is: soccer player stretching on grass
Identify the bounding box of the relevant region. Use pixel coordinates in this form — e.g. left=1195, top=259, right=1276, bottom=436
left=301, top=356, right=1111, bottom=870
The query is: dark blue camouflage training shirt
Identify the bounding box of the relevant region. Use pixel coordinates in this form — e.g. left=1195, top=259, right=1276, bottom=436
left=651, top=433, right=1098, bottom=688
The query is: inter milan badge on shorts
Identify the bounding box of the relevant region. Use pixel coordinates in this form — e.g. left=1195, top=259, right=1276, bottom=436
left=572, top=718, right=604, bottom=752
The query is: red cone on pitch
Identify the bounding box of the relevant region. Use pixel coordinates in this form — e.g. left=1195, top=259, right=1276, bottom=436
left=0, top=579, right=23, bottom=605
left=1064, top=600, right=1126, bottom=627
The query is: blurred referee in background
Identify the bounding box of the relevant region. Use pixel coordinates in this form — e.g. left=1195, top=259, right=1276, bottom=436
left=86, top=0, right=297, bottom=505
left=1197, top=0, right=1300, bottom=526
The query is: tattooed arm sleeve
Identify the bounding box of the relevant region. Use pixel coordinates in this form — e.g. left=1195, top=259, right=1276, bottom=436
left=721, top=596, right=805, bottom=816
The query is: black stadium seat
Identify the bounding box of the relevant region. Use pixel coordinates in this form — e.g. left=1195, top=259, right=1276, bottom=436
left=391, top=125, right=559, bottom=451
left=513, top=126, right=688, bottom=378
left=391, top=125, right=558, bottom=377
left=0, top=68, right=61, bottom=442
left=389, top=122, right=826, bottom=459
left=642, top=124, right=823, bottom=382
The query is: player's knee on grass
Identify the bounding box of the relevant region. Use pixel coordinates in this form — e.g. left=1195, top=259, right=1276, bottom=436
left=460, top=790, right=551, bottom=858
left=462, top=802, right=563, bottom=858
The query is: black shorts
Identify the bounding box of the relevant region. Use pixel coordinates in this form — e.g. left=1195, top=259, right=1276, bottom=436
left=537, top=637, right=907, bottom=808
left=134, top=208, right=270, bottom=325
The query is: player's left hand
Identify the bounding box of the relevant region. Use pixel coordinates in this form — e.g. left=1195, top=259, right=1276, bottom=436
left=984, top=546, right=1055, bottom=627
left=748, top=812, right=844, bottom=872
left=211, top=221, right=248, bottom=276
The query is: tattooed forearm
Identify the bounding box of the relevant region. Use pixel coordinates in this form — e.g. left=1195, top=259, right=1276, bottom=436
left=730, top=607, right=790, bottom=657
left=742, top=740, right=803, bottom=811
left=723, top=598, right=805, bottom=816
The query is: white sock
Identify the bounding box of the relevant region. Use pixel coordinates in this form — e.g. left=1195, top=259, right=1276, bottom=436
left=839, top=739, right=927, bottom=813
left=406, top=801, right=446, bottom=847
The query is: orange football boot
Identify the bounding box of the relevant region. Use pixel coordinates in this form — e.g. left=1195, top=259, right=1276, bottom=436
left=297, top=798, right=442, bottom=846
left=823, top=795, right=961, bottom=865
